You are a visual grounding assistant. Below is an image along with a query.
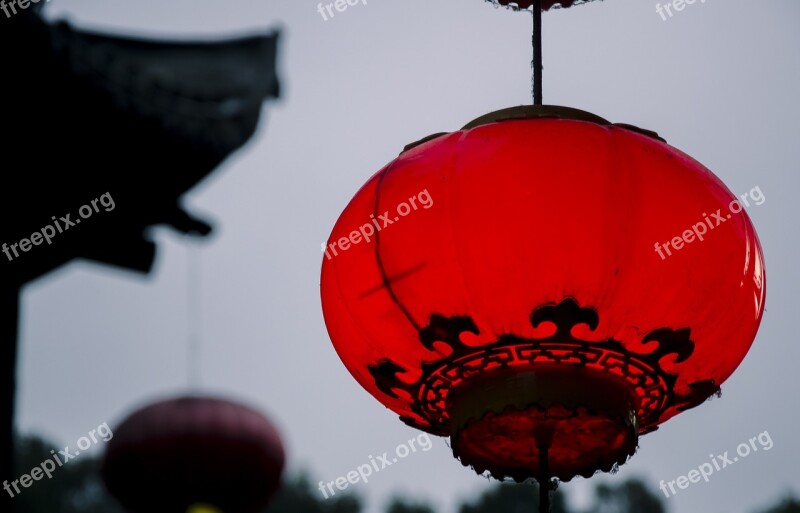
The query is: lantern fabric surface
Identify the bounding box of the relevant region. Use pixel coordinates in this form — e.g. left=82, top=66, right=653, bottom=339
left=321, top=106, right=766, bottom=481
left=102, top=396, right=285, bottom=513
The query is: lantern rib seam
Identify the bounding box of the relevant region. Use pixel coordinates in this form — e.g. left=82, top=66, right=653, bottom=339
left=372, top=159, right=422, bottom=333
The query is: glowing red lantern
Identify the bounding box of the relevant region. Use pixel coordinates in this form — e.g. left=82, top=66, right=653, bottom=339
left=320, top=106, right=765, bottom=482
left=102, top=396, right=285, bottom=513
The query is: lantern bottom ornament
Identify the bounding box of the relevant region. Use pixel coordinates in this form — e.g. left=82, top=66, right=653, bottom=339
left=378, top=295, right=703, bottom=483
left=449, top=366, right=639, bottom=482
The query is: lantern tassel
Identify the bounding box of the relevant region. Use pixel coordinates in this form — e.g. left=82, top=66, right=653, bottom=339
left=532, top=0, right=543, bottom=105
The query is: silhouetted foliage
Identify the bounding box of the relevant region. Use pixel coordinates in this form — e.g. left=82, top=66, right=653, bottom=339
left=386, top=497, right=437, bottom=513
left=12, top=434, right=124, bottom=513
left=262, top=472, right=362, bottom=513
left=586, top=478, right=665, bottom=513
left=757, top=496, right=800, bottom=513
left=458, top=481, right=569, bottom=513
left=10, top=432, right=800, bottom=513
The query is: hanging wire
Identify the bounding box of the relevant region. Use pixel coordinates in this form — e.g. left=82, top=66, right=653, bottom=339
left=535, top=425, right=554, bottom=513
left=538, top=443, right=551, bottom=513
left=530, top=20, right=552, bottom=509
left=532, top=0, right=544, bottom=105
left=186, top=237, right=202, bottom=389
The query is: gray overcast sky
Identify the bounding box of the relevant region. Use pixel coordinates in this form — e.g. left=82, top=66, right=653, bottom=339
left=17, top=1, right=800, bottom=512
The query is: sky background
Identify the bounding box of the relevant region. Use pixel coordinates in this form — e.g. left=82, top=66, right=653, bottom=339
left=15, top=0, right=800, bottom=512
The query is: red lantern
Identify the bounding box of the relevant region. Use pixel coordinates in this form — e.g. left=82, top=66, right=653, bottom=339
left=102, top=396, right=285, bottom=513
left=321, top=106, right=765, bottom=482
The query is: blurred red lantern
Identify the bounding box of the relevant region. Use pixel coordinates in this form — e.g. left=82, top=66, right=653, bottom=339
left=320, top=106, right=765, bottom=482
left=102, top=396, right=285, bottom=513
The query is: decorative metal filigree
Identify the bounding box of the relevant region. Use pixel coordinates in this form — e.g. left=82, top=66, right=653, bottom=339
left=483, top=0, right=602, bottom=12
left=368, top=297, right=718, bottom=435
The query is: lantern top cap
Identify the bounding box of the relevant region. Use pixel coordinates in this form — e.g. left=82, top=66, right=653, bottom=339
left=402, top=105, right=664, bottom=154
left=464, top=105, right=665, bottom=142
left=462, top=104, right=611, bottom=129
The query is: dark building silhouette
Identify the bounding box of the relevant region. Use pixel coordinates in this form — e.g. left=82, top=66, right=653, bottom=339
left=0, top=6, right=281, bottom=510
